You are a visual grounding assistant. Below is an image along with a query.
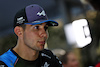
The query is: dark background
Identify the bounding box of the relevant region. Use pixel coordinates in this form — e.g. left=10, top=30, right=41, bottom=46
left=0, top=0, right=100, bottom=67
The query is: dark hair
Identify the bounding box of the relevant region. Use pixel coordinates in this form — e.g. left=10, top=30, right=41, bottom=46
left=19, top=24, right=26, bottom=30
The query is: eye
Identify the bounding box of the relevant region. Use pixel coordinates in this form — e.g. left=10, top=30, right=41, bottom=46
left=34, top=26, right=39, bottom=29
left=44, top=26, right=48, bottom=31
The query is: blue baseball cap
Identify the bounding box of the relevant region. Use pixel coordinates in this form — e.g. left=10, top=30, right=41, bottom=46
left=14, top=4, right=58, bottom=28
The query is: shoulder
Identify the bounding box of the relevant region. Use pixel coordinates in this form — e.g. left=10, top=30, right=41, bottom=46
left=40, top=49, right=55, bottom=58
left=41, top=49, right=53, bottom=54
left=0, top=49, right=17, bottom=67
left=40, top=49, right=63, bottom=67
left=0, top=49, right=17, bottom=59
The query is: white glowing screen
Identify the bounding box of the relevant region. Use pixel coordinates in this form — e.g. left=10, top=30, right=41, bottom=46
left=64, top=19, right=92, bottom=48
left=72, top=19, right=92, bottom=47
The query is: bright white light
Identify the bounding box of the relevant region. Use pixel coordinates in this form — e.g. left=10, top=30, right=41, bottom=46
left=72, top=19, right=92, bottom=47
left=64, top=24, right=76, bottom=45
left=64, top=19, right=92, bottom=48
left=83, top=26, right=90, bottom=36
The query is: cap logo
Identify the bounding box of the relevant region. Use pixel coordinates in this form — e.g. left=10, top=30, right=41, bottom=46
left=37, top=10, right=46, bottom=16
left=17, top=17, right=25, bottom=24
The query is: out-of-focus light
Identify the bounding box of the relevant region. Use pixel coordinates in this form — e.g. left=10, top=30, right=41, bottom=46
left=64, top=19, right=92, bottom=48
left=72, top=19, right=92, bottom=47
left=64, top=24, right=76, bottom=45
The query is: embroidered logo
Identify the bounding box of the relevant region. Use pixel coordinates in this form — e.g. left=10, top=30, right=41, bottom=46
left=37, top=10, right=46, bottom=16
left=41, top=53, right=51, bottom=59
left=41, top=62, right=50, bottom=67
left=17, top=17, right=25, bottom=24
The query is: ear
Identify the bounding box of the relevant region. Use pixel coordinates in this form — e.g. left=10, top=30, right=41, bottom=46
left=14, top=26, right=23, bottom=37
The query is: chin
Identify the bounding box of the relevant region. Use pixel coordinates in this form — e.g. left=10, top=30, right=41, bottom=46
left=38, top=47, right=44, bottom=51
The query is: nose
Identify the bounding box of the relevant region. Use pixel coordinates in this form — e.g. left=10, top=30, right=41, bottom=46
left=39, top=28, right=48, bottom=38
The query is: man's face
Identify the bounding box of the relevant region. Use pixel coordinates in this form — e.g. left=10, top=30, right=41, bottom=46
left=22, top=23, right=48, bottom=51
left=65, top=52, right=79, bottom=67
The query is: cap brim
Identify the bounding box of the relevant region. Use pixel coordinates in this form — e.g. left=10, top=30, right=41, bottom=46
left=24, top=20, right=58, bottom=26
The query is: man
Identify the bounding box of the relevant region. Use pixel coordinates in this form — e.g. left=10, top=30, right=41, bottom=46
left=59, top=51, right=79, bottom=67
left=0, top=4, right=62, bottom=67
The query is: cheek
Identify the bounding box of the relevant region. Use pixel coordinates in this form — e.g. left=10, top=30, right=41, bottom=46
left=23, top=31, right=38, bottom=42
left=23, top=32, right=38, bottom=46
left=28, top=31, right=39, bottom=38
left=45, top=31, right=49, bottom=40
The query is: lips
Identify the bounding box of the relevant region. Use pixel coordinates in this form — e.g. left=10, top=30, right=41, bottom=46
left=38, top=41, right=45, bottom=45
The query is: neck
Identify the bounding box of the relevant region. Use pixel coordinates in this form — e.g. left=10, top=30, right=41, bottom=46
left=13, top=39, right=39, bottom=61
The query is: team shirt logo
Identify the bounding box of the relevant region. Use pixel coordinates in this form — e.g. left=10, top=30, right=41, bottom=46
left=41, top=53, right=51, bottom=59
left=41, top=62, right=50, bottom=67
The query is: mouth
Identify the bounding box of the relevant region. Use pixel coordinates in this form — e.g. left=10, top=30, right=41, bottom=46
left=38, top=41, right=45, bottom=45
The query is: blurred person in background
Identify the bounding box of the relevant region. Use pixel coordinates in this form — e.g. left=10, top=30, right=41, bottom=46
left=59, top=51, right=79, bottom=67
left=52, top=49, right=79, bottom=67
left=0, top=4, right=62, bottom=67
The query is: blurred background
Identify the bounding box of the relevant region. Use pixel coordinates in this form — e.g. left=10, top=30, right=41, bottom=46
left=0, top=0, right=100, bottom=67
